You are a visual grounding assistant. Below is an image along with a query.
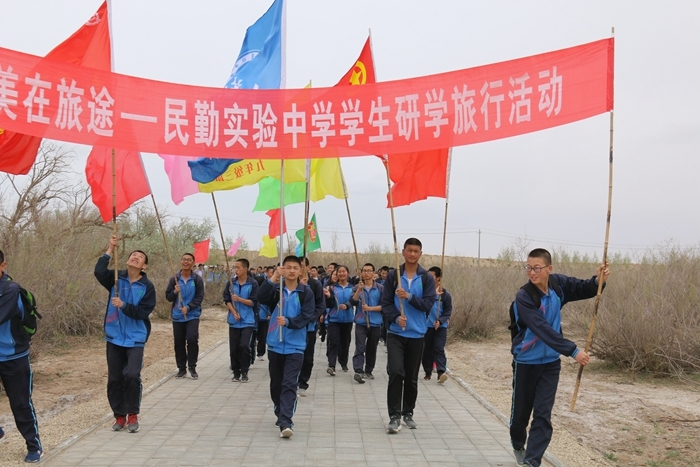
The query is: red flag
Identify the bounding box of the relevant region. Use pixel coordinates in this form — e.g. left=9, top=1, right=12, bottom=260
left=0, top=1, right=111, bottom=175
left=266, top=209, right=287, bottom=238
left=85, top=147, right=151, bottom=222
left=336, top=37, right=376, bottom=86
left=193, top=239, right=210, bottom=264
left=386, top=149, right=450, bottom=207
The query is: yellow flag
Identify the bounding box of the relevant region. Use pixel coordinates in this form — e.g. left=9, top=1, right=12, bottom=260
left=198, top=159, right=307, bottom=193
left=259, top=235, right=278, bottom=258
left=310, top=158, right=344, bottom=201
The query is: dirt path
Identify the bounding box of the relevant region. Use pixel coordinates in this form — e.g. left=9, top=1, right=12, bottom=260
left=446, top=334, right=700, bottom=467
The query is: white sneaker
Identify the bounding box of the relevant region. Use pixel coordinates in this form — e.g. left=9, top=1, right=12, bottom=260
left=298, top=388, right=307, bottom=397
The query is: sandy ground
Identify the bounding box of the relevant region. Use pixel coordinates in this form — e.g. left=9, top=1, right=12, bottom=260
left=446, top=334, right=700, bottom=467
left=1, top=312, right=699, bottom=467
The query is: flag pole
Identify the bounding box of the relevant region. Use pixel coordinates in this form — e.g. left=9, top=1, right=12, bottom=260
left=150, top=193, right=183, bottom=308
left=111, top=148, right=118, bottom=298
left=339, top=162, right=361, bottom=280
left=212, top=193, right=238, bottom=320
left=278, top=159, right=285, bottom=342
left=571, top=27, right=615, bottom=411
left=436, top=149, right=453, bottom=321
left=339, top=161, right=367, bottom=328
left=383, top=155, right=405, bottom=328
left=302, top=158, right=311, bottom=257
left=369, top=29, right=403, bottom=328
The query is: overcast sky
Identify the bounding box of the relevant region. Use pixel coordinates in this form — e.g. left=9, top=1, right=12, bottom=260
left=1, top=1, right=698, bottom=260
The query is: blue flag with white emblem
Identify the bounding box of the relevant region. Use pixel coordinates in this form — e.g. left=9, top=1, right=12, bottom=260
left=189, top=0, right=284, bottom=183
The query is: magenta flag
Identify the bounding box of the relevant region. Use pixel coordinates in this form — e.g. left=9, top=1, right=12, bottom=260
left=158, top=154, right=199, bottom=205
left=227, top=237, right=243, bottom=257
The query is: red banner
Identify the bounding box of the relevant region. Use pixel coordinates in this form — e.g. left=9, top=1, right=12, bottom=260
left=0, top=39, right=613, bottom=159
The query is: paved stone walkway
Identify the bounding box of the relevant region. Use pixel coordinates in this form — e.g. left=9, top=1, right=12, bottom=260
left=45, top=337, right=523, bottom=467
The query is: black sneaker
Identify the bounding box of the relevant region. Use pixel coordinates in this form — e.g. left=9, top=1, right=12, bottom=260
left=364, top=372, right=374, bottom=380
left=24, top=450, right=43, bottom=463
left=353, top=373, right=365, bottom=384
left=437, top=373, right=448, bottom=384
left=188, top=367, right=198, bottom=379
left=0, top=426, right=5, bottom=439
left=387, top=417, right=401, bottom=434
left=326, top=367, right=336, bottom=376
left=231, top=373, right=241, bottom=382
left=176, top=368, right=187, bottom=378
left=403, top=415, right=417, bottom=429
left=341, top=364, right=349, bottom=372
left=241, top=373, right=249, bottom=383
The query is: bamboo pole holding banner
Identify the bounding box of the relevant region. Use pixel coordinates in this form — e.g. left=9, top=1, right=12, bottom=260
left=570, top=27, right=615, bottom=411
left=436, top=150, right=453, bottom=320
left=111, top=148, right=119, bottom=298
left=278, top=159, right=285, bottom=342
left=150, top=194, right=183, bottom=308
left=383, top=155, right=405, bottom=329
left=211, top=193, right=238, bottom=320
left=302, top=159, right=311, bottom=257
left=339, top=162, right=361, bottom=281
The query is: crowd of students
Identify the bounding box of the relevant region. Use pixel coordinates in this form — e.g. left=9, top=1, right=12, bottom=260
left=0, top=236, right=608, bottom=467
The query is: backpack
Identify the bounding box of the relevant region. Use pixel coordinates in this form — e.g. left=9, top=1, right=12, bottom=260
left=6, top=274, right=42, bottom=339
left=508, top=275, right=562, bottom=340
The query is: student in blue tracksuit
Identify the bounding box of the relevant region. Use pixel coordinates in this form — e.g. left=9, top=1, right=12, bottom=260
left=380, top=238, right=436, bottom=434
left=224, top=258, right=258, bottom=383
left=258, top=256, right=315, bottom=438
left=165, top=252, right=205, bottom=379
left=422, top=266, right=452, bottom=384
left=95, top=235, right=156, bottom=434
left=0, top=249, right=43, bottom=463
left=297, top=257, right=326, bottom=396
left=349, top=263, right=383, bottom=384
left=324, top=265, right=355, bottom=375
left=510, top=248, right=609, bottom=467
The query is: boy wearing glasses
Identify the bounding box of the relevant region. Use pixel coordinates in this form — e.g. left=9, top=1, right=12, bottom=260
left=165, top=253, right=205, bottom=379
left=510, top=248, right=610, bottom=467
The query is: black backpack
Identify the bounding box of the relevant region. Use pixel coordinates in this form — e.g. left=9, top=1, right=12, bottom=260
left=6, top=274, right=42, bottom=339
left=508, top=276, right=562, bottom=340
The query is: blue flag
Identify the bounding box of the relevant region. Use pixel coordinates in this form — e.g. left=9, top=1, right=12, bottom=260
left=189, top=0, right=284, bottom=183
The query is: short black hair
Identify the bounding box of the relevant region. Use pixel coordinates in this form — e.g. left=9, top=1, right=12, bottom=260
left=0, top=249, right=5, bottom=264
left=428, top=266, right=442, bottom=278
left=129, top=250, right=149, bottom=265
left=298, top=256, right=310, bottom=267
left=265, top=266, right=275, bottom=272
left=362, top=263, right=375, bottom=271
left=528, top=248, right=552, bottom=266
left=403, top=238, right=422, bottom=249
left=379, top=266, right=389, bottom=272
left=283, top=255, right=301, bottom=266
left=328, top=262, right=338, bottom=268
left=236, top=258, right=250, bottom=269
left=310, top=266, right=317, bottom=271
left=182, top=253, right=195, bottom=261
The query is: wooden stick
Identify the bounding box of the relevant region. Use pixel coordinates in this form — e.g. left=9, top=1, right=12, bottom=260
left=436, top=150, right=452, bottom=320
left=383, top=155, right=405, bottom=328
left=302, top=159, right=311, bottom=257
left=339, top=161, right=361, bottom=278
left=278, top=159, right=285, bottom=342
left=211, top=192, right=238, bottom=319
left=571, top=48, right=615, bottom=410
left=150, top=193, right=183, bottom=308
left=111, top=148, right=119, bottom=298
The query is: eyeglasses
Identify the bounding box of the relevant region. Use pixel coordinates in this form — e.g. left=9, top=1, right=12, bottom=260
left=524, top=265, right=548, bottom=273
